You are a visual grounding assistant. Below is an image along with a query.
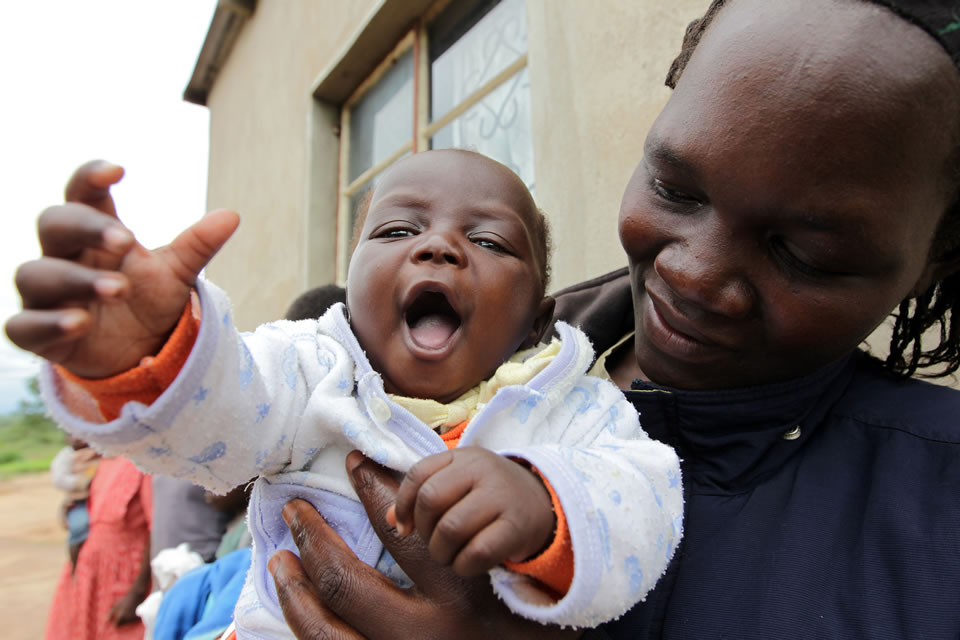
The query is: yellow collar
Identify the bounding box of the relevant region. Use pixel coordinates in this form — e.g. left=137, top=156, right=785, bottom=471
left=587, top=331, right=634, bottom=382
left=388, top=339, right=562, bottom=433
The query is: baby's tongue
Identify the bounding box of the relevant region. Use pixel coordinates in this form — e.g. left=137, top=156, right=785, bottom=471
left=409, top=314, right=458, bottom=349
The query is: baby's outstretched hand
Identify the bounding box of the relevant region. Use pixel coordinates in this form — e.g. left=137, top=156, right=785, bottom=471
left=386, top=446, right=555, bottom=577
left=5, top=160, right=239, bottom=378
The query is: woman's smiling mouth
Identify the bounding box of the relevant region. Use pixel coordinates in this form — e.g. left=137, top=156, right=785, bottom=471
left=642, top=289, right=736, bottom=362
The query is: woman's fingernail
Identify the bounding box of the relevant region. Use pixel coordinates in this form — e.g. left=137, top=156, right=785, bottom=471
left=282, top=501, right=296, bottom=526
left=345, top=449, right=364, bottom=476
left=267, top=554, right=280, bottom=575
left=103, top=226, right=133, bottom=251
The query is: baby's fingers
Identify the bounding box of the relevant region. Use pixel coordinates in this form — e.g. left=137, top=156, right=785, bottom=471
left=38, top=203, right=134, bottom=260
left=15, top=258, right=128, bottom=309
left=5, top=308, right=90, bottom=362
left=429, top=493, right=502, bottom=574
left=393, top=451, right=456, bottom=536
left=451, top=517, right=525, bottom=577
left=64, top=160, right=124, bottom=217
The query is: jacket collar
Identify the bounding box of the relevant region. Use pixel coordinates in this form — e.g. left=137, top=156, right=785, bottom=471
left=624, top=356, right=855, bottom=493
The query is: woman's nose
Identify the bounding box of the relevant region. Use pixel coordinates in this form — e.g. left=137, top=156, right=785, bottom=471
left=654, top=234, right=754, bottom=319
left=412, top=232, right=466, bottom=266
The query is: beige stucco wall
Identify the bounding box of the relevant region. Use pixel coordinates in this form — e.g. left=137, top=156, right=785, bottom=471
left=204, top=1, right=380, bottom=330
left=202, top=0, right=711, bottom=327
left=526, top=1, right=710, bottom=292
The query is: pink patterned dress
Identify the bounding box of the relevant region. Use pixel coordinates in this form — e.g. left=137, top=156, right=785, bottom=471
left=45, top=457, right=152, bottom=640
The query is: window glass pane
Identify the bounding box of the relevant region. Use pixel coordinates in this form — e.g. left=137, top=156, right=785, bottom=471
left=345, top=150, right=411, bottom=252
left=430, top=0, right=527, bottom=122
left=431, top=66, right=534, bottom=192
left=347, top=187, right=374, bottom=250
left=348, top=49, right=414, bottom=183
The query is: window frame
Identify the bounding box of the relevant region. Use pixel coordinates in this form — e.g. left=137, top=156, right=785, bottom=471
left=333, top=0, right=530, bottom=281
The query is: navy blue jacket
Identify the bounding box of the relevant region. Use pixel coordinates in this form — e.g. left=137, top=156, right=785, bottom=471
left=554, top=269, right=960, bottom=640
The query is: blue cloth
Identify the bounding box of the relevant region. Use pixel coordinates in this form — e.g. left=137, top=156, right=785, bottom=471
left=153, top=547, right=251, bottom=640
left=65, top=499, right=89, bottom=546
left=555, top=268, right=960, bottom=640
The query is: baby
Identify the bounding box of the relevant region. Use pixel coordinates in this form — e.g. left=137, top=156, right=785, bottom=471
left=13, top=150, right=682, bottom=636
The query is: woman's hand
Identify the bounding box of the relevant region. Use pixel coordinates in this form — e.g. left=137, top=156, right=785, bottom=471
left=269, top=451, right=582, bottom=640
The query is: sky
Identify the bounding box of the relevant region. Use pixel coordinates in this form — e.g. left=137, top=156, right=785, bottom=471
left=0, top=1, right=217, bottom=414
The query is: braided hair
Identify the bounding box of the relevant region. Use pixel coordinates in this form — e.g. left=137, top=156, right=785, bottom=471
left=665, top=0, right=960, bottom=378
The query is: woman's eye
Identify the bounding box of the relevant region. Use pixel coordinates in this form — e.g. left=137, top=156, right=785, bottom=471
left=652, top=179, right=700, bottom=205
left=770, top=238, right=835, bottom=279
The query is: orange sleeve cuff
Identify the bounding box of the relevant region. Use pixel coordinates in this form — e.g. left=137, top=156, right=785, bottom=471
left=504, top=468, right=574, bottom=595
left=54, top=296, right=201, bottom=421
left=440, top=421, right=469, bottom=449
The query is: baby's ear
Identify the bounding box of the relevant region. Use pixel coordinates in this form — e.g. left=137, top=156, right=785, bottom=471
left=521, top=296, right=556, bottom=349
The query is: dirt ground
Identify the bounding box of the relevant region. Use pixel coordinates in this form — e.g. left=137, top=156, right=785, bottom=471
left=0, top=472, right=68, bottom=640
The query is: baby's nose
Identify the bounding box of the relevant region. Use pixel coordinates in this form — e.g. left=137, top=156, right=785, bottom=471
left=413, top=233, right=465, bottom=266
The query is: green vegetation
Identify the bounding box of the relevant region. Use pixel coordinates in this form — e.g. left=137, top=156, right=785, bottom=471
left=0, top=377, right=66, bottom=479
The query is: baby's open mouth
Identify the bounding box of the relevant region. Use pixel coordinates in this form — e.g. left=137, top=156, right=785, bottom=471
left=404, top=291, right=462, bottom=350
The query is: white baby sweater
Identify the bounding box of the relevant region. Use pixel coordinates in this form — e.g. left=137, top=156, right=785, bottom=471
left=41, top=279, right=683, bottom=635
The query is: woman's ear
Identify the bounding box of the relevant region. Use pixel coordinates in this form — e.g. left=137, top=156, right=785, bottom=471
left=520, top=296, right=557, bottom=349
left=909, top=253, right=960, bottom=297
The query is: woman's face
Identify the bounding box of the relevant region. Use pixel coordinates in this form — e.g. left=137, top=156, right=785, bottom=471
left=620, top=0, right=960, bottom=390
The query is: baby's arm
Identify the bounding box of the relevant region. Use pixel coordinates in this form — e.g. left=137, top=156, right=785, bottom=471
left=387, top=447, right=556, bottom=577
left=493, top=386, right=684, bottom=628
left=6, top=161, right=355, bottom=491
left=39, top=280, right=358, bottom=493
left=5, top=160, right=238, bottom=378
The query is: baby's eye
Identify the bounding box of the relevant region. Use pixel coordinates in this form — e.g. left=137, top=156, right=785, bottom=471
left=376, top=228, right=416, bottom=239
left=652, top=179, right=701, bottom=205
left=471, top=237, right=510, bottom=254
